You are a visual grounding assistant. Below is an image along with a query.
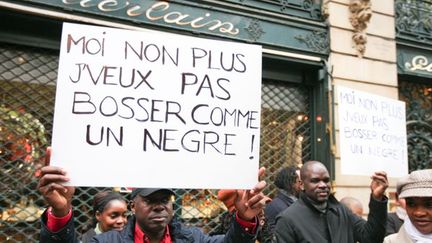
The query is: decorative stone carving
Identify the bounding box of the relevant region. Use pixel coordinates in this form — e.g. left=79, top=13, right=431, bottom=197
left=245, top=18, right=265, bottom=42
left=321, top=0, right=330, bottom=20
left=349, top=0, right=372, bottom=57
left=295, top=30, right=329, bottom=53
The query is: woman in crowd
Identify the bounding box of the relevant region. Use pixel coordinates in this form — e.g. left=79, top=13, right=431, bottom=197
left=384, top=169, right=432, bottom=243
left=81, top=191, right=128, bottom=242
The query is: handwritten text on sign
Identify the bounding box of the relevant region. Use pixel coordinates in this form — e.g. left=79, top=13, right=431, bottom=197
left=51, top=23, right=262, bottom=189
left=337, top=86, right=408, bottom=177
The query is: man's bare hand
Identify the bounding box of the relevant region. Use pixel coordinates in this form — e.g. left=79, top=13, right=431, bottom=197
left=37, top=148, right=75, bottom=217
left=235, top=167, right=271, bottom=221
left=370, top=171, right=388, bottom=201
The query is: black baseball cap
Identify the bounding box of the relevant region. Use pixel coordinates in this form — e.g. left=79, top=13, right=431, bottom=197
left=131, top=188, right=174, bottom=199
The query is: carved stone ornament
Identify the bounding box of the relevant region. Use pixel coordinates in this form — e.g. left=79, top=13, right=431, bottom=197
left=321, top=0, right=330, bottom=20
left=295, top=30, right=329, bottom=54
left=349, top=0, right=372, bottom=57
left=245, top=18, right=265, bottom=42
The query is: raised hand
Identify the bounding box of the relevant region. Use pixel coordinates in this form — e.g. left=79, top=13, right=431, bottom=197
left=370, top=171, right=388, bottom=201
left=235, top=167, right=271, bottom=221
left=37, top=147, right=75, bottom=217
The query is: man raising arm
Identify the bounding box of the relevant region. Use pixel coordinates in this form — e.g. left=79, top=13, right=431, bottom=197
left=273, top=160, right=388, bottom=243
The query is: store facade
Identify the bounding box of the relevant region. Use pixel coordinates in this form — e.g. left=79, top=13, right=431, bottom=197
left=327, top=0, right=431, bottom=214
left=0, top=0, right=330, bottom=241
left=327, top=0, right=398, bottom=213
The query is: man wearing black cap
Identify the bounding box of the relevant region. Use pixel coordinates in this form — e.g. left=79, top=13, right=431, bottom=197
left=38, top=164, right=268, bottom=242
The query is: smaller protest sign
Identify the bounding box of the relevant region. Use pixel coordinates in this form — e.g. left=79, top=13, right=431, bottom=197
left=337, top=86, right=408, bottom=177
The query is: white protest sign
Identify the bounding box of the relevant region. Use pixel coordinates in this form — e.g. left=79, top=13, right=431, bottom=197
left=51, top=23, right=262, bottom=189
left=337, top=86, right=408, bottom=177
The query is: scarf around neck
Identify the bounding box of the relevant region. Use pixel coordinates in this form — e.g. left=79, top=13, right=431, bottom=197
left=396, top=206, right=407, bottom=220
left=404, top=217, right=432, bottom=243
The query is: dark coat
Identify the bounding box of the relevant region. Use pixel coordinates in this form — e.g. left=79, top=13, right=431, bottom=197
left=272, top=193, right=387, bottom=243
left=39, top=210, right=77, bottom=243
left=264, top=190, right=296, bottom=233
left=81, top=228, right=97, bottom=243
left=39, top=210, right=258, bottom=243
left=385, top=212, right=404, bottom=236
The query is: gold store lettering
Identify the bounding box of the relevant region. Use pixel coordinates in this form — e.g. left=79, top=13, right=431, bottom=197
left=62, top=0, right=240, bottom=36
left=405, top=55, right=432, bottom=73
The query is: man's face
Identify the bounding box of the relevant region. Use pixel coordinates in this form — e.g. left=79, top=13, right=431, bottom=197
left=405, top=197, right=432, bottom=234
left=132, top=191, right=174, bottom=235
left=303, top=163, right=331, bottom=203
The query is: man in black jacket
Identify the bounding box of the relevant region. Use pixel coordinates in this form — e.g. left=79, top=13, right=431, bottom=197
left=273, top=160, right=388, bottom=243
left=38, top=149, right=269, bottom=243
left=264, top=166, right=302, bottom=235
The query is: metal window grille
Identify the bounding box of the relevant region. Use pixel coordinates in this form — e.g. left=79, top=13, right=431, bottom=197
left=395, top=0, right=432, bottom=43
left=0, top=43, right=311, bottom=242
left=0, top=43, right=56, bottom=242
left=399, top=80, right=432, bottom=171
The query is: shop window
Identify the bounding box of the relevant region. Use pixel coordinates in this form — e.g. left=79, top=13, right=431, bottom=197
left=0, top=43, right=57, bottom=241
left=260, top=80, right=311, bottom=196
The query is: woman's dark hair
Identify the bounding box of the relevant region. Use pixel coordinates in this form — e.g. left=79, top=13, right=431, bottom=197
left=93, top=191, right=125, bottom=216
left=274, top=166, right=299, bottom=193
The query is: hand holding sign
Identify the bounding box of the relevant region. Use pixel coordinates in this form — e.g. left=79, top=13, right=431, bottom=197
left=337, top=86, right=408, bottom=177
left=37, top=148, right=74, bottom=217
left=235, top=167, right=271, bottom=221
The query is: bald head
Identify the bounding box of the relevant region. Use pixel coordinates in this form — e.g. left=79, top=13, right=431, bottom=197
left=340, top=196, right=363, bottom=217
left=300, top=161, right=331, bottom=203
left=300, top=161, right=328, bottom=180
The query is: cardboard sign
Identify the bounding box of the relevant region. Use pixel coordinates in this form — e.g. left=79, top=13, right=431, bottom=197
left=51, top=23, right=262, bottom=189
left=337, top=86, right=408, bottom=177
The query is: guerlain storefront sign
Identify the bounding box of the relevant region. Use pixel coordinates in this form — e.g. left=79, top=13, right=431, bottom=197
left=22, top=0, right=331, bottom=55
left=61, top=0, right=240, bottom=35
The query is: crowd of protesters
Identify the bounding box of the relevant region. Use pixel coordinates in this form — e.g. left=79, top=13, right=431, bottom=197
left=37, top=147, right=431, bottom=243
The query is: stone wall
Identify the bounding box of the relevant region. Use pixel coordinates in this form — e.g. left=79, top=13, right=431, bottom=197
left=327, top=0, right=397, bottom=214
